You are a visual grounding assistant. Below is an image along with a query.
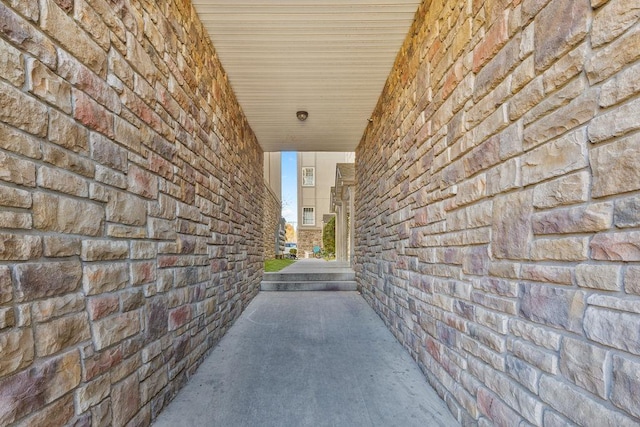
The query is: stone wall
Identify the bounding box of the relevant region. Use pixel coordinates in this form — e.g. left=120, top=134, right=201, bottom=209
left=263, top=182, right=282, bottom=259
left=356, top=0, right=640, bottom=425
left=298, top=229, right=322, bottom=257
left=0, top=0, right=264, bottom=425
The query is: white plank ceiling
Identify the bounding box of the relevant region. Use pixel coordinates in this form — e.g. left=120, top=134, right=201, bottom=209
left=191, top=0, right=421, bottom=152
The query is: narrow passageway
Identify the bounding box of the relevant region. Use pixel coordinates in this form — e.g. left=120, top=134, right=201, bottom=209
left=153, top=288, right=457, bottom=426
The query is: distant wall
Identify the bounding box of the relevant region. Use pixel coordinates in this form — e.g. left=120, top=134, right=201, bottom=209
left=264, top=182, right=282, bottom=259
left=0, top=0, right=263, bottom=425
left=356, top=0, right=640, bottom=425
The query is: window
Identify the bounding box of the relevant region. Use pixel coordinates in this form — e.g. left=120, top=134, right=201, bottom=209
left=303, top=207, right=315, bottom=226
left=302, top=167, right=315, bottom=186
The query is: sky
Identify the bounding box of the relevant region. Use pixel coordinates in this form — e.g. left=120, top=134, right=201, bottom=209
left=281, top=152, right=297, bottom=226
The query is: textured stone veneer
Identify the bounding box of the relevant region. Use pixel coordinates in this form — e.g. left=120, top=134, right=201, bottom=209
left=356, top=0, right=640, bottom=425
left=263, top=183, right=282, bottom=260
left=0, top=0, right=263, bottom=425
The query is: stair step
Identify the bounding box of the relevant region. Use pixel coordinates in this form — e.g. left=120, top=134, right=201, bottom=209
left=263, top=272, right=355, bottom=282
left=261, top=281, right=358, bottom=291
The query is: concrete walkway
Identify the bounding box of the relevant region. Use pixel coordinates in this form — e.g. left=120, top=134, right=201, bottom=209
left=153, top=290, right=458, bottom=426
left=279, top=258, right=353, bottom=274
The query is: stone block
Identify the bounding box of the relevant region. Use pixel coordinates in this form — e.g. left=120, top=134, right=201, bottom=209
left=111, top=373, right=141, bottom=427
left=474, top=34, right=521, bottom=100
left=522, top=128, right=588, bottom=186
left=505, top=355, right=539, bottom=393
left=42, top=144, right=95, bottom=178
left=509, top=337, right=558, bottom=374
left=0, top=36, right=24, bottom=87
left=81, top=240, right=128, bottom=262
left=0, top=151, right=36, bottom=189
left=48, top=109, right=89, bottom=153
left=168, top=305, right=192, bottom=331
left=73, top=89, right=114, bottom=138
left=0, top=349, right=81, bottom=425
left=591, top=135, right=640, bottom=198
left=477, top=387, right=522, bottom=427
left=37, top=165, right=88, bottom=197
left=33, top=193, right=104, bottom=236
left=87, top=294, right=119, bottom=320
left=532, top=202, right=612, bottom=234
left=39, top=0, right=106, bottom=76
left=82, top=263, right=128, bottom=295
left=534, top=0, right=589, bottom=71
left=128, top=165, right=159, bottom=200
left=542, top=44, right=587, bottom=93
left=107, top=191, right=147, bottom=226
left=148, top=217, right=176, bottom=240
left=508, top=76, right=544, bottom=121
left=0, top=183, right=31, bottom=209
left=611, top=355, right=640, bottom=419
left=472, top=10, right=509, bottom=72
left=560, top=337, right=607, bottom=398
left=591, top=0, right=640, bottom=48
left=42, top=236, right=81, bottom=258
left=0, top=266, right=11, bottom=304
left=0, top=211, right=32, bottom=230
left=539, top=374, right=637, bottom=427
left=576, top=263, right=621, bottom=291
left=74, top=0, right=111, bottom=50
left=131, top=261, right=156, bottom=286
left=31, top=293, right=84, bottom=322
left=492, top=190, right=532, bottom=259
left=625, top=266, right=640, bottom=295
left=35, top=312, right=90, bottom=357
left=529, top=237, right=588, bottom=262
left=57, top=49, right=120, bottom=113
left=14, top=261, right=82, bottom=302
left=17, top=394, right=74, bottom=427
left=90, top=132, right=127, bottom=172
left=585, top=306, right=640, bottom=355
left=586, top=24, right=640, bottom=84
left=589, top=97, right=640, bottom=144
left=590, top=231, right=640, bottom=261
left=27, top=58, right=72, bottom=113
left=600, top=61, right=640, bottom=108
left=532, top=171, right=589, bottom=209
left=0, top=233, right=42, bottom=261
left=131, top=241, right=157, bottom=259
left=92, top=311, right=140, bottom=350
left=0, top=328, right=34, bottom=377
left=519, top=283, right=585, bottom=333
left=0, top=3, right=56, bottom=68
left=75, top=374, right=110, bottom=413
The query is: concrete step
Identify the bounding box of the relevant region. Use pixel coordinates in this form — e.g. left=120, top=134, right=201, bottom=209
left=261, top=281, right=358, bottom=291
left=263, top=272, right=355, bottom=282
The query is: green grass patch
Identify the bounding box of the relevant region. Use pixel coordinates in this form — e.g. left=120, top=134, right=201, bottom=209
left=264, top=258, right=296, bottom=272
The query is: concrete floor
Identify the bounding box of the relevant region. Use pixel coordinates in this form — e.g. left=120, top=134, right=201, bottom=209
left=153, top=290, right=458, bottom=426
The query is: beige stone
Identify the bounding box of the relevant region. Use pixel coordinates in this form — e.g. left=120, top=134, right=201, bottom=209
left=575, top=264, right=621, bottom=290
left=0, top=184, right=31, bottom=209
left=27, top=58, right=72, bottom=113
left=492, top=191, right=532, bottom=259
left=586, top=24, right=640, bottom=84
left=0, top=328, right=34, bottom=377
left=0, top=36, right=24, bottom=87
left=37, top=165, right=88, bottom=197
left=522, top=128, right=588, bottom=186
left=591, top=231, right=640, bottom=261
left=530, top=237, right=588, bottom=261
left=92, top=311, right=140, bottom=351
left=40, top=0, right=106, bottom=76
left=75, top=374, right=110, bottom=413
left=35, top=312, right=91, bottom=357
left=107, top=191, right=147, bottom=226
left=0, top=3, right=56, bottom=68
left=0, top=211, right=32, bottom=230
left=14, top=261, right=82, bottom=301
left=42, top=235, right=81, bottom=257
left=532, top=171, right=589, bottom=209
left=33, top=193, right=104, bottom=236
left=48, top=109, right=89, bottom=153
left=588, top=97, right=640, bottom=144
left=591, top=135, right=640, bottom=198
left=532, top=202, right=612, bottom=234
left=81, top=240, right=129, bottom=261
left=592, top=0, right=640, bottom=48
left=0, top=233, right=41, bottom=261
left=600, top=61, right=640, bottom=107
left=0, top=151, right=36, bottom=187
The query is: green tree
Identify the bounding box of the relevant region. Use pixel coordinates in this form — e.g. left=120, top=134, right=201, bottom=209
left=323, top=216, right=336, bottom=254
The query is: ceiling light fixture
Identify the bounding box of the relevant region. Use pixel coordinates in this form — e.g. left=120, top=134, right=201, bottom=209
left=296, top=111, right=308, bottom=121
